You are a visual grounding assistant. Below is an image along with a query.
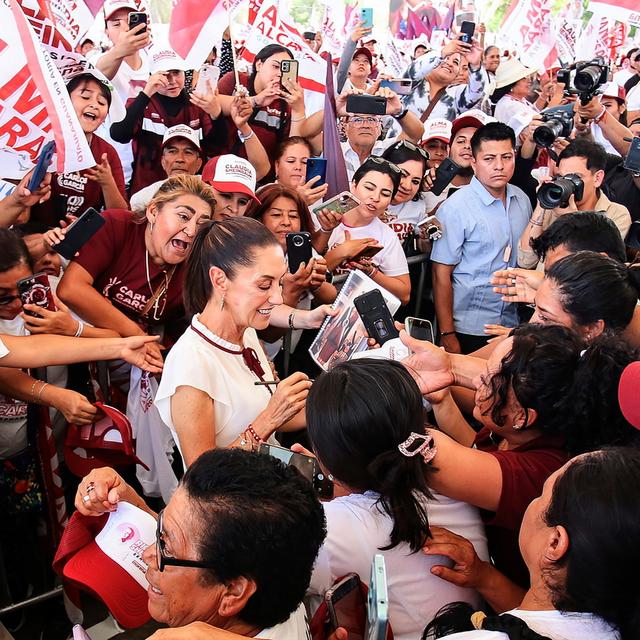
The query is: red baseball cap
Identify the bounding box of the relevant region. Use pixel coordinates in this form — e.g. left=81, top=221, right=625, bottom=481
left=619, top=361, right=640, bottom=430
left=201, top=154, right=260, bottom=203
left=601, top=82, right=626, bottom=104
left=53, top=502, right=156, bottom=628
left=451, top=109, right=496, bottom=139
left=64, top=403, right=149, bottom=478
left=352, top=47, right=373, bottom=66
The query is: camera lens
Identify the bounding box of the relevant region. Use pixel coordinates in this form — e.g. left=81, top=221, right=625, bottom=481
left=537, top=177, right=577, bottom=209
left=292, top=235, right=303, bottom=247
left=533, top=119, right=564, bottom=148
left=574, top=64, right=601, bottom=93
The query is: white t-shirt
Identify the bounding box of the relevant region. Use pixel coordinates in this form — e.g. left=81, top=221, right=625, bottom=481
left=329, top=218, right=409, bottom=277
left=440, top=609, right=618, bottom=639
left=0, top=336, right=7, bottom=359
left=257, top=604, right=311, bottom=640
left=493, top=95, right=537, bottom=126
left=309, top=491, right=489, bottom=640
left=129, top=179, right=166, bottom=211
left=386, top=196, right=429, bottom=243
left=613, top=68, right=634, bottom=87
left=155, top=315, right=277, bottom=462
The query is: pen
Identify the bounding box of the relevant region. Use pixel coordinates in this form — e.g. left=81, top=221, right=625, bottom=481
left=254, top=379, right=314, bottom=386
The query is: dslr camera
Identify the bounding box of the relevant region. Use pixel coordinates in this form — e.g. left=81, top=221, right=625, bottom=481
left=537, top=174, right=584, bottom=209
left=557, top=57, right=609, bottom=108
left=533, top=105, right=574, bottom=148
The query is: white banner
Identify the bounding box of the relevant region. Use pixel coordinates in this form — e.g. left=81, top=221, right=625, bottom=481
left=0, top=0, right=93, bottom=178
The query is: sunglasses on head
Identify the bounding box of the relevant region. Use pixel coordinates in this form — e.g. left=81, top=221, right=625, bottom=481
left=367, top=156, right=402, bottom=174
left=388, top=139, right=430, bottom=161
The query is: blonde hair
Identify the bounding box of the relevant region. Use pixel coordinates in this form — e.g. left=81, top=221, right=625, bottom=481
left=135, top=174, right=217, bottom=219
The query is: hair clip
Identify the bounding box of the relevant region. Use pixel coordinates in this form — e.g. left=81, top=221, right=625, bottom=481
left=398, top=432, right=437, bottom=464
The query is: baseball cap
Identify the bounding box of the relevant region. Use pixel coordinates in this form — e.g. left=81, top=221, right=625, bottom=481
left=601, top=82, right=626, bottom=103
left=64, top=402, right=150, bottom=478
left=162, top=124, right=201, bottom=151
left=352, top=47, right=373, bottom=66
left=66, top=67, right=126, bottom=123
left=422, top=118, right=452, bottom=144
left=103, top=0, right=138, bottom=21
left=451, top=109, right=496, bottom=138
left=201, top=154, right=259, bottom=203
left=53, top=502, right=155, bottom=628
left=149, top=43, right=189, bottom=73
left=619, top=361, right=640, bottom=430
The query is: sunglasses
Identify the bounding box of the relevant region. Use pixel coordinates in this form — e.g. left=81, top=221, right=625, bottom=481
left=367, top=156, right=402, bottom=175
left=155, top=509, right=216, bottom=572
left=388, top=139, right=430, bottom=162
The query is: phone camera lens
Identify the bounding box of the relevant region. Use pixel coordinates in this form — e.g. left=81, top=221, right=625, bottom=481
left=293, top=235, right=304, bottom=247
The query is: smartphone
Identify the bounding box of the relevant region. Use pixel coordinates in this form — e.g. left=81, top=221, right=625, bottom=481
left=429, top=158, right=461, bottom=196
left=286, top=232, right=312, bottom=273
left=54, top=207, right=106, bottom=260
left=313, top=191, right=360, bottom=216
left=352, top=244, right=383, bottom=261
left=359, top=7, right=374, bottom=30
left=195, top=64, right=220, bottom=95
left=17, top=272, right=56, bottom=317
left=346, top=94, right=387, bottom=116
left=72, top=625, right=92, bottom=640
left=379, top=78, right=412, bottom=96
left=280, top=59, right=299, bottom=89
left=326, top=573, right=366, bottom=639
left=305, top=157, right=327, bottom=187
left=365, top=555, right=389, bottom=640
left=127, top=11, right=147, bottom=32
left=354, top=289, right=399, bottom=345
left=459, top=20, right=475, bottom=44
left=258, top=443, right=333, bottom=498
left=623, top=136, right=640, bottom=173
left=405, top=316, right=435, bottom=343
left=27, top=141, right=56, bottom=192
left=303, top=31, right=316, bottom=41
left=416, top=215, right=442, bottom=241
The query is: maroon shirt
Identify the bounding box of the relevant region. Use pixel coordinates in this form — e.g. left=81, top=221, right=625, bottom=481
left=72, top=209, right=186, bottom=328
left=31, top=135, right=126, bottom=226
left=217, top=71, right=291, bottom=164
left=474, top=426, right=568, bottom=587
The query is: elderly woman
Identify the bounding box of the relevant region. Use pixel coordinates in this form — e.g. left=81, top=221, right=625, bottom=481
left=424, top=448, right=640, bottom=639
left=155, top=217, right=332, bottom=468
left=72, top=448, right=326, bottom=638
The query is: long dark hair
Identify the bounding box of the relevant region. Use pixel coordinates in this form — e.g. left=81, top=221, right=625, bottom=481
left=183, top=217, right=280, bottom=315
left=425, top=448, right=640, bottom=640
left=545, top=251, right=638, bottom=331
left=483, top=324, right=638, bottom=454
left=306, top=359, right=434, bottom=552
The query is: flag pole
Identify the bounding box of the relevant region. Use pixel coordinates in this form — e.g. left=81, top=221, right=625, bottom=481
left=228, top=9, right=240, bottom=90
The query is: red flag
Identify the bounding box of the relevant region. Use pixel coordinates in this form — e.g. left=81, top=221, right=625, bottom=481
left=406, top=7, right=431, bottom=40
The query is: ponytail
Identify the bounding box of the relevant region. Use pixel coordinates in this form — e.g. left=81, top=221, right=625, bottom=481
left=306, top=359, right=434, bottom=553
left=423, top=603, right=552, bottom=640
left=183, top=217, right=280, bottom=315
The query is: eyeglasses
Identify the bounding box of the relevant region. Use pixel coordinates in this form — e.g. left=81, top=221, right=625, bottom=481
left=0, top=294, right=19, bottom=306
left=367, top=156, right=403, bottom=174
left=350, top=116, right=380, bottom=125
left=388, top=139, right=430, bottom=162
left=155, top=509, right=216, bottom=572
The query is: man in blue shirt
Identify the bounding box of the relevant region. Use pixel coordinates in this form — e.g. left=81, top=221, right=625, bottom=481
left=431, top=122, right=531, bottom=354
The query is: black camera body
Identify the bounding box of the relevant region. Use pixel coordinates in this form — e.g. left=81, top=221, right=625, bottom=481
left=537, top=173, right=584, bottom=209
left=533, top=105, right=574, bottom=148
left=574, top=57, right=609, bottom=96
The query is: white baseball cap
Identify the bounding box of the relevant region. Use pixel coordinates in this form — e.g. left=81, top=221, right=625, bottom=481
left=422, top=118, right=452, bottom=144
left=103, top=0, right=138, bottom=21
left=149, top=43, right=189, bottom=73
left=202, top=154, right=260, bottom=203
left=451, top=109, right=496, bottom=138
left=162, top=125, right=201, bottom=151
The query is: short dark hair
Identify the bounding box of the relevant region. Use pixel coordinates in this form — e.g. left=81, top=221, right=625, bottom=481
left=274, top=136, right=313, bottom=163
left=424, top=448, right=640, bottom=640
left=558, top=138, right=607, bottom=172
left=352, top=157, right=402, bottom=197
left=484, top=324, right=638, bottom=455
left=182, top=448, right=326, bottom=628
left=546, top=251, right=638, bottom=330
left=0, top=228, right=32, bottom=273
left=484, top=45, right=499, bottom=56
left=307, top=359, right=434, bottom=552
left=184, top=217, right=280, bottom=315
left=470, top=122, right=515, bottom=156
left=246, top=183, right=315, bottom=234
left=66, top=73, right=112, bottom=107
left=531, top=211, right=626, bottom=262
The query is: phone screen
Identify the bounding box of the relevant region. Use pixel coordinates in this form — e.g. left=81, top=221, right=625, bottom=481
left=332, top=581, right=366, bottom=639
left=258, top=444, right=315, bottom=484
left=406, top=317, right=434, bottom=343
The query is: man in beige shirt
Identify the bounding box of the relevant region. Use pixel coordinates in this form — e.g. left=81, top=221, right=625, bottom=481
left=518, top=138, right=631, bottom=269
